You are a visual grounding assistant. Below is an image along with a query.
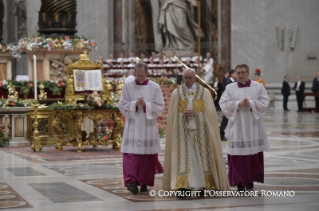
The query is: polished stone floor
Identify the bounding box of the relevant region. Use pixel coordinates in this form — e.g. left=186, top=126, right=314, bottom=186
left=0, top=109, right=319, bottom=210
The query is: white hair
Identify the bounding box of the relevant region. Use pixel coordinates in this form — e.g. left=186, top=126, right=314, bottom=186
left=183, top=68, right=196, bottom=75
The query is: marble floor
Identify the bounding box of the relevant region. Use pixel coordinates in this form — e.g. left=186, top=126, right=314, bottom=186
left=0, top=109, right=319, bottom=211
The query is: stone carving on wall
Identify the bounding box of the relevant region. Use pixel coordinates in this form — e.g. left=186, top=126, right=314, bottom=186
left=50, top=56, right=73, bottom=81
left=13, top=0, right=27, bottom=38
left=158, top=0, right=204, bottom=50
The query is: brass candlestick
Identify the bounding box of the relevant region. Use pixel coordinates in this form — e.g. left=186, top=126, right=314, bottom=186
left=31, top=100, right=42, bottom=152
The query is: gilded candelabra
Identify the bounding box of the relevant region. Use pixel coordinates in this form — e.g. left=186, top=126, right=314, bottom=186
left=31, top=100, right=42, bottom=152
left=38, top=83, right=47, bottom=100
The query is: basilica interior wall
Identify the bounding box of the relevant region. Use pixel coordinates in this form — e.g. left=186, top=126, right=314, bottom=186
left=25, top=0, right=113, bottom=62
left=231, top=0, right=319, bottom=84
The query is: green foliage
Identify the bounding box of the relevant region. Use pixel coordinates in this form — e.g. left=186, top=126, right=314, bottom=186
left=48, top=102, right=94, bottom=110
left=0, top=128, right=10, bottom=147
left=0, top=99, right=31, bottom=108
left=159, top=127, right=166, bottom=138
left=106, top=92, right=120, bottom=109
left=2, top=80, right=67, bottom=98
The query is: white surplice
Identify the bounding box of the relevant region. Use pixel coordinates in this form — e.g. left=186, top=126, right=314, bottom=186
left=184, top=84, right=205, bottom=189
left=219, top=81, right=270, bottom=155
left=119, top=79, right=165, bottom=154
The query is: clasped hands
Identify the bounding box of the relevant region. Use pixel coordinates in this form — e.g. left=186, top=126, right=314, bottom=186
left=239, top=98, right=250, bottom=108
left=184, top=109, right=195, bottom=117
left=136, top=97, right=146, bottom=107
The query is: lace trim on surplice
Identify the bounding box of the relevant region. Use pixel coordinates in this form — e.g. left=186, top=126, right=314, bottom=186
left=123, top=139, right=160, bottom=147
left=228, top=139, right=265, bottom=148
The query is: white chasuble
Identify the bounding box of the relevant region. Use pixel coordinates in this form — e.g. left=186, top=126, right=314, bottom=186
left=219, top=81, right=270, bottom=156
left=185, top=84, right=205, bottom=189
left=119, top=79, right=165, bottom=154
left=163, top=83, right=230, bottom=191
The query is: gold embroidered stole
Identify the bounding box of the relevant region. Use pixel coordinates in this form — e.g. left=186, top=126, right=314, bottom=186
left=173, top=83, right=215, bottom=190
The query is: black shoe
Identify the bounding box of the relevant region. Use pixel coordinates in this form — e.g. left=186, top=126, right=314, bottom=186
left=127, top=182, right=138, bottom=195
left=221, top=137, right=227, bottom=141
left=284, top=109, right=290, bottom=111
left=199, top=190, right=205, bottom=197
left=176, top=188, right=191, bottom=198
left=246, top=183, right=254, bottom=189
left=140, top=185, right=148, bottom=193
left=237, top=185, right=245, bottom=192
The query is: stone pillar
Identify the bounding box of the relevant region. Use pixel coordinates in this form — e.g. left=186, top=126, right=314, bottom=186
left=11, top=113, right=29, bottom=146
left=221, top=0, right=230, bottom=71
left=114, top=0, right=122, bottom=58
left=0, top=0, right=4, bottom=42
left=124, top=0, right=134, bottom=57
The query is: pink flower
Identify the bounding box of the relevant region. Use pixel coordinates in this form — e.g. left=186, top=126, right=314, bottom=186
left=65, top=36, right=70, bottom=40
left=103, top=135, right=109, bottom=140
left=10, top=102, right=15, bottom=106
left=60, top=82, right=65, bottom=86
left=0, top=82, right=2, bottom=87
left=57, top=83, right=61, bottom=87
left=29, top=83, right=34, bottom=87
left=79, top=39, right=84, bottom=42
left=89, top=41, right=95, bottom=46
left=49, top=42, right=53, bottom=47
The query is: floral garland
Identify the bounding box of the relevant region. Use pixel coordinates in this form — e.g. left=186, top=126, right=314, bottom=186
left=150, top=78, right=174, bottom=85
left=1, top=80, right=67, bottom=98
left=0, top=35, right=97, bottom=58
left=48, top=102, right=93, bottom=110
left=106, top=92, right=120, bottom=109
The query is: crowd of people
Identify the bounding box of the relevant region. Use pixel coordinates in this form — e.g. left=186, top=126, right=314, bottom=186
left=102, top=51, right=215, bottom=84
left=281, top=72, right=319, bottom=112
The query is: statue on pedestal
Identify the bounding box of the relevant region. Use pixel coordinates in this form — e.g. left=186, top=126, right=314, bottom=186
left=158, top=0, right=204, bottom=50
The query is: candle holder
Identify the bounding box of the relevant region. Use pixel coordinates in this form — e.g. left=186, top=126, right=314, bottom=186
left=31, top=100, right=42, bottom=152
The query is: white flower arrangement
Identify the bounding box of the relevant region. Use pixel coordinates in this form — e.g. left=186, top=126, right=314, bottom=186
left=0, top=36, right=98, bottom=58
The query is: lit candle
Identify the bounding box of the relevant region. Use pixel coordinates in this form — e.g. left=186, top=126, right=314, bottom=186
left=33, top=55, right=37, bottom=100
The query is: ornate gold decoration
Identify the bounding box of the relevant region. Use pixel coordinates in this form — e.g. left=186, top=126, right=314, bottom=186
left=116, top=81, right=124, bottom=96
left=175, top=175, right=188, bottom=189
left=52, top=109, right=123, bottom=152
left=2, top=83, right=18, bottom=109
left=193, top=99, right=205, bottom=112
left=31, top=101, right=43, bottom=152
left=177, top=100, right=187, bottom=113
left=38, top=83, right=47, bottom=100
left=204, top=174, right=216, bottom=190
left=65, top=51, right=106, bottom=105
left=174, top=56, right=217, bottom=100
left=102, top=80, right=113, bottom=102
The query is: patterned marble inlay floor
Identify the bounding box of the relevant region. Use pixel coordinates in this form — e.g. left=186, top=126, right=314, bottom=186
left=0, top=109, right=318, bottom=211
left=0, top=183, right=32, bottom=209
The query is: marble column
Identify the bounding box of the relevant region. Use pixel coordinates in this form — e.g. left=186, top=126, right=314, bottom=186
left=114, top=0, right=122, bottom=58
left=221, top=0, right=230, bottom=71
left=123, top=0, right=134, bottom=57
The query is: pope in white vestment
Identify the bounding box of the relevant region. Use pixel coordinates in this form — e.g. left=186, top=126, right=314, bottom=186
left=119, top=63, right=165, bottom=194
left=162, top=69, right=229, bottom=195
left=219, top=64, right=270, bottom=191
